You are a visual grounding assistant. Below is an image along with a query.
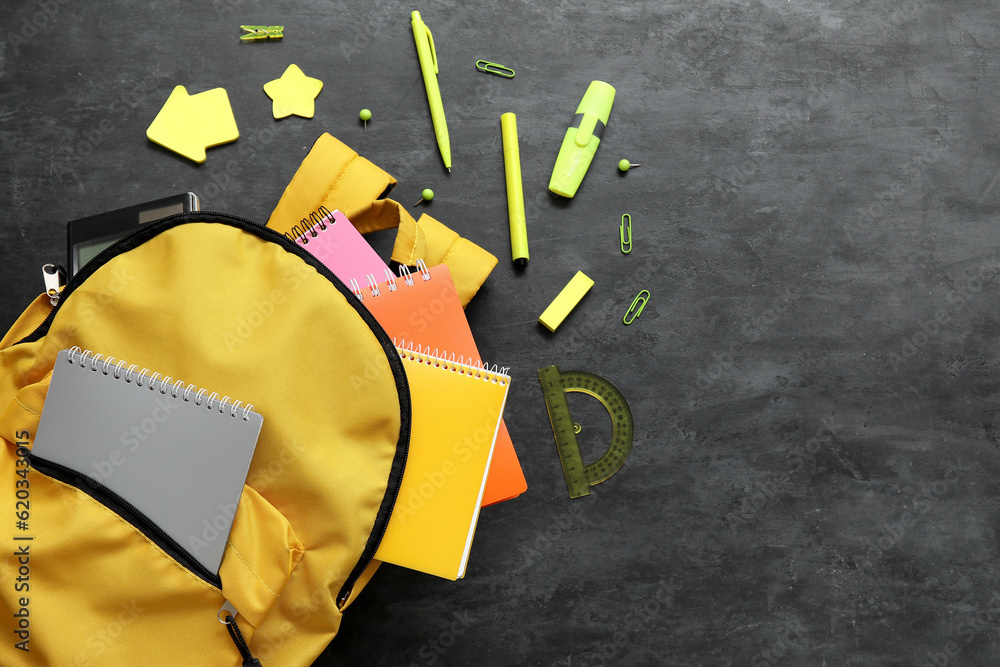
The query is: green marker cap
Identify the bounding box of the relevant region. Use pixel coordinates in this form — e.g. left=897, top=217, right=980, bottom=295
left=573, top=81, right=615, bottom=147
left=575, top=81, right=615, bottom=126
left=548, top=81, right=616, bottom=198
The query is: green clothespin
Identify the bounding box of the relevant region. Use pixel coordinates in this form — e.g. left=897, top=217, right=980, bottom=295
left=241, top=25, right=284, bottom=40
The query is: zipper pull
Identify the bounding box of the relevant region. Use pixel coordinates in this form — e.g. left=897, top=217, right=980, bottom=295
left=219, top=601, right=263, bottom=666
left=337, top=589, right=351, bottom=608
left=42, top=264, right=66, bottom=306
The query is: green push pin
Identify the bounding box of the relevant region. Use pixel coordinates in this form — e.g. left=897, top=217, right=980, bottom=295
left=359, top=108, right=372, bottom=134
left=618, top=159, right=641, bottom=172
left=413, top=188, right=434, bottom=207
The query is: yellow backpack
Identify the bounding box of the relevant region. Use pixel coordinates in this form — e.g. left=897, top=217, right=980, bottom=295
left=0, top=213, right=410, bottom=665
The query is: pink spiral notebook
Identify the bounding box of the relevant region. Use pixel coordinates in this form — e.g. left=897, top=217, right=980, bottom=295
left=293, top=208, right=389, bottom=285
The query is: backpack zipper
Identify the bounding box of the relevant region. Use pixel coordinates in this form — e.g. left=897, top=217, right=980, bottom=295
left=220, top=604, right=263, bottom=666
left=29, top=454, right=222, bottom=588
left=23, top=212, right=261, bottom=342
left=41, top=264, right=66, bottom=306
left=16, top=211, right=410, bottom=610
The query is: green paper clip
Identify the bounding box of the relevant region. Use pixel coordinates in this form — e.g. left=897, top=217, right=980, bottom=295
left=476, top=60, right=515, bottom=78
left=620, top=213, right=632, bottom=254
left=241, top=25, right=284, bottom=40
left=623, top=289, right=650, bottom=325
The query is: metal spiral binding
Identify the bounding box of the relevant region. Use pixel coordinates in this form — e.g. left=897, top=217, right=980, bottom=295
left=415, top=258, right=431, bottom=281
left=397, top=264, right=414, bottom=287
left=348, top=277, right=364, bottom=301
left=394, top=339, right=509, bottom=386
left=283, top=205, right=333, bottom=244
left=395, top=260, right=431, bottom=287
left=350, top=260, right=435, bottom=303
left=347, top=260, right=436, bottom=302
left=384, top=268, right=398, bottom=292
left=66, top=347, right=256, bottom=421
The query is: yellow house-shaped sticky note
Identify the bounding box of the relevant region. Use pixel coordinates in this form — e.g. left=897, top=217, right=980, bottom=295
left=146, top=85, right=239, bottom=163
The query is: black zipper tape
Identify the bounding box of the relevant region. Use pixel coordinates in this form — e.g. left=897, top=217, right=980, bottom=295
left=18, top=211, right=410, bottom=608
left=29, top=453, right=222, bottom=588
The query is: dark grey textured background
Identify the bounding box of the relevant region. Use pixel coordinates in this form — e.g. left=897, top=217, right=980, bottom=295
left=3, top=0, right=1000, bottom=665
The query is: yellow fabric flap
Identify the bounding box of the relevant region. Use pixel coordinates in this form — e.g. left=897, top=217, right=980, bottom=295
left=220, top=485, right=305, bottom=629
left=0, top=293, right=51, bottom=351
left=267, top=133, right=397, bottom=238
left=266, top=133, right=497, bottom=307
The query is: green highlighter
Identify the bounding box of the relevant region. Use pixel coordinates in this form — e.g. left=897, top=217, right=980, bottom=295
left=548, top=81, right=616, bottom=198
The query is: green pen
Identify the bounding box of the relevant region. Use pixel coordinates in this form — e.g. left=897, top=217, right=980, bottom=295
left=411, top=11, right=452, bottom=172
left=548, top=81, right=616, bottom=198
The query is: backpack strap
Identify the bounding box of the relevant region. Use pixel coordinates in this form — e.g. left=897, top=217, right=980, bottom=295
left=267, top=133, right=497, bottom=307
left=268, top=133, right=398, bottom=233
left=351, top=199, right=497, bottom=308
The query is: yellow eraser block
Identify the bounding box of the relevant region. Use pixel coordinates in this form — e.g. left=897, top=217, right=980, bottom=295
left=539, top=271, right=594, bottom=332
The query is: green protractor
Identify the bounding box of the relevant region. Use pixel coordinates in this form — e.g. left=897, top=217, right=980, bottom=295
left=537, top=366, right=634, bottom=498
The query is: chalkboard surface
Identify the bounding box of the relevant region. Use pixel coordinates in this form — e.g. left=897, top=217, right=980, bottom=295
left=2, top=1, right=999, bottom=664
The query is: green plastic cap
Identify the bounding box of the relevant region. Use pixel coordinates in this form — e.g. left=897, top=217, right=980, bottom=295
left=575, top=81, right=616, bottom=125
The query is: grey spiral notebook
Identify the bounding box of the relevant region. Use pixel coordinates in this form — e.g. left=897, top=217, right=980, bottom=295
left=32, top=348, right=263, bottom=574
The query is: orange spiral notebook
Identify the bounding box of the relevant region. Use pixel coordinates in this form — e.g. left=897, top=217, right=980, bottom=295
left=374, top=344, right=510, bottom=579
left=358, top=261, right=527, bottom=505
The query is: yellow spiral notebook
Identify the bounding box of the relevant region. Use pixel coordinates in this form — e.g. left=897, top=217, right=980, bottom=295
left=375, top=344, right=510, bottom=580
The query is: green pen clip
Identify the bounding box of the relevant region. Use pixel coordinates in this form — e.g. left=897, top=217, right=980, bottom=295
left=620, top=213, right=632, bottom=254
left=476, top=60, right=515, bottom=78
left=623, top=290, right=650, bottom=325
left=240, top=25, right=284, bottom=40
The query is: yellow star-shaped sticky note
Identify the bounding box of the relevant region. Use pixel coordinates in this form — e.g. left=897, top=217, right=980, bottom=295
left=145, top=86, right=239, bottom=163
left=263, top=64, right=324, bottom=119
